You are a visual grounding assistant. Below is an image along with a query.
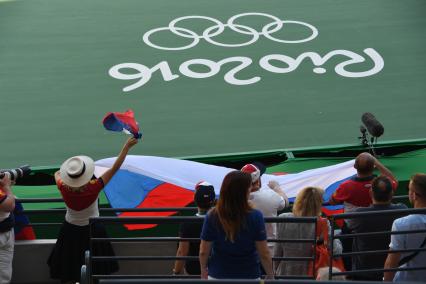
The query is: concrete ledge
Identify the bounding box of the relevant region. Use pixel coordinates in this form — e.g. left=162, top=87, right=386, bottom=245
left=12, top=240, right=177, bottom=283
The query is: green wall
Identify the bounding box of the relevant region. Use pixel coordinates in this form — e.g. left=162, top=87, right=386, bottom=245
left=1, top=0, right=425, bottom=168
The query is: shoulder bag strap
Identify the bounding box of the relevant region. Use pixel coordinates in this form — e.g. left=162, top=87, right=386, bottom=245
left=398, top=231, right=426, bottom=266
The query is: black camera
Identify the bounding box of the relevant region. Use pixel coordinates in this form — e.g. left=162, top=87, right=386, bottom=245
left=0, top=165, right=31, bottom=181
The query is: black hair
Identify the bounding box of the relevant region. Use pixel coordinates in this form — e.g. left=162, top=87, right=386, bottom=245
left=371, top=176, right=393, bottom=202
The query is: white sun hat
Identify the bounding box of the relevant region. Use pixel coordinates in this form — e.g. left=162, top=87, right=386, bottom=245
left=59, top=155, right=95, bottom=188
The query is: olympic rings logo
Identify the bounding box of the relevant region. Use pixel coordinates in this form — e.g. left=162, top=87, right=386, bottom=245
left=142, top=12, right=319, bottom=50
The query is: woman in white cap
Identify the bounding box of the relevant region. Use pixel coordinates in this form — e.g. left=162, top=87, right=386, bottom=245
left=48, top=137, right=138, bottom=283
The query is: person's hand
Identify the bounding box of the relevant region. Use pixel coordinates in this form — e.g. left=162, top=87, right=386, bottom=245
left=124, top=137, right=138, bottom=150
left=265, top=274, right=275, bottom=280
left=0, top=173, right=12, bottom=188
left=268, top=180, right=281, bottom=191
left=200, top=267, right=208, bottom=279
left=172, top=269, right=182, bottom=275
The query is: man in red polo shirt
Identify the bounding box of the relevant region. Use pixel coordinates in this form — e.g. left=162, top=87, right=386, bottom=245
left=330, top=152, right=398, bottom=220
left=329, top=152, right=398, bottom=271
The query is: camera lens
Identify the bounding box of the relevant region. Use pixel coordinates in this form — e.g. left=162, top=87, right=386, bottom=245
left=0, top=165, right=31, bottom=182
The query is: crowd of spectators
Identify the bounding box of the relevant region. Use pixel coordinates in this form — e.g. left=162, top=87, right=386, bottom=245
left=175, top=153, right=426, bottom=282
left=1, top=148, right=426, bottom=283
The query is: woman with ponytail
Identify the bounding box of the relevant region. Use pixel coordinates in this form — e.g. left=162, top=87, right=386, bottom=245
left=273, top=186, right=342, bottom=277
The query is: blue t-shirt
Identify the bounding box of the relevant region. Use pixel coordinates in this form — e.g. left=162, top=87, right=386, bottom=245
left=389, top=214, right=426, bottom=282
left=200, top=209, right=266, bottom=279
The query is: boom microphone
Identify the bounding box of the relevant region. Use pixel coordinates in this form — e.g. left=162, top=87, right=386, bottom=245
left=361, top=112, right=384, bottom=138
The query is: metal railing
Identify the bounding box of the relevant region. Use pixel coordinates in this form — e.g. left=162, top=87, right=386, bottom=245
left=87, top=216, right=318, bottom=283
left=329, top=207, right=426, bottom=280
left=12, top=196, right=424, bottom=282
left=96, top=280, right=414, bottom=284
left=13, top=195, right=409, bottom=229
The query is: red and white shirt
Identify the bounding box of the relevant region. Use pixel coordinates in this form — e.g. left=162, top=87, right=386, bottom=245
left=57, top=178, right=104, bottom=226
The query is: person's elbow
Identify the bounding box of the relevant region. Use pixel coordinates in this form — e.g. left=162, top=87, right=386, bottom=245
left=7, top=202, right=15, bottom=212
left=0, top=198, right=15, bottom=212
left=391, top=179, right=399, bottom=191
left=199, top=249, right=209, bottom=258
left=176, top=248, right=185, bottom=257
left=176, top=242, right=189, bottom=257
left=0, top=202, right=15, bottom=212
left=256, top=241, right=271, bottom=258
left=328, top=197, right=341, bottom=205
left=260, top=250, right=271, bottom=261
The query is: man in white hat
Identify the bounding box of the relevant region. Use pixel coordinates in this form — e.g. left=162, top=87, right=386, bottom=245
left=241, top=163, right=289, bottom=254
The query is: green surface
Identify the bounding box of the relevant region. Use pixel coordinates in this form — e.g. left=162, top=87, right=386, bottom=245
left=267, top=148, right=426, bottom=197
left=1, top=0, right=426, bottom=169
left=268, top=148, right=426, bottom=179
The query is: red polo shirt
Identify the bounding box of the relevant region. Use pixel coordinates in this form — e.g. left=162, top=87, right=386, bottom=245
left=56, top=178, right=104, bottom=211
left=331, top=175, right=398, bottom=207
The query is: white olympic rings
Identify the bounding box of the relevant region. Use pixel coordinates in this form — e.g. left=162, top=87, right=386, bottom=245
left=142, top=12, right=319, bottom=50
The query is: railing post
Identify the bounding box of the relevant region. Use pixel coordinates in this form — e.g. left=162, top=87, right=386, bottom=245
left=329, top=215, right=335, bottom=281
left=89, top=218, right=94, bottom=284
left=80, top=265, right=87, bottom=284
left=312, top=217, right=317, bottom=279
left=85, top=250, right=91, bottom=284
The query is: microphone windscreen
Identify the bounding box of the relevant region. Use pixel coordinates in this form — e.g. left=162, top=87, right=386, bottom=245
left=361, top=112, right=384, bottom=137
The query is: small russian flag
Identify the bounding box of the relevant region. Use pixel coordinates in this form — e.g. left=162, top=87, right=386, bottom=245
left=102, top=109, right=142, bottom=139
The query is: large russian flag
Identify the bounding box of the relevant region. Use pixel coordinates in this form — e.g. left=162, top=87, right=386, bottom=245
left=95, top=156, right=355, bottom=229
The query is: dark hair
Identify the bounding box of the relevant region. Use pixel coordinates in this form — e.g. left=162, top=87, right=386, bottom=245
left=196, top=199, right=214, bottom=210
left=354, top=153, right=375, bottom=175
left=194, top=184, right=215, bottom=210
left=411, top=173, right=426, bottom=199
left=211, top=171, right=252, bottom=242
left=371, top=176, right=393, bottom=202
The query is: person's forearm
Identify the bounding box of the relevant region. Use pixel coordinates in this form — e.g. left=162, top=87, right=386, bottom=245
left=101, top=138, right=138, bottom=185
left=3, top=184, right=12, bottom=196
left=260, top=255, right=273, bottom=277
left=199, top=252, right=208, bottom=270
left=268, top=181, right=289, bottom=206
left=275, top=189, right=289, bottom=206
left=173, top=242, right=188, bottom=274
left=383, top=261, right=396, bottom=281
left=384, top=271, right=396, bottom=282
left=110, top=145, right=131, bottom=172
left=258, top=245, right=273, bottom=277
left=375, top=159, right=396, bottom=181
left=383, top=253, right=399, bottom=281
left=173, top=260, right=184, bottom=274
